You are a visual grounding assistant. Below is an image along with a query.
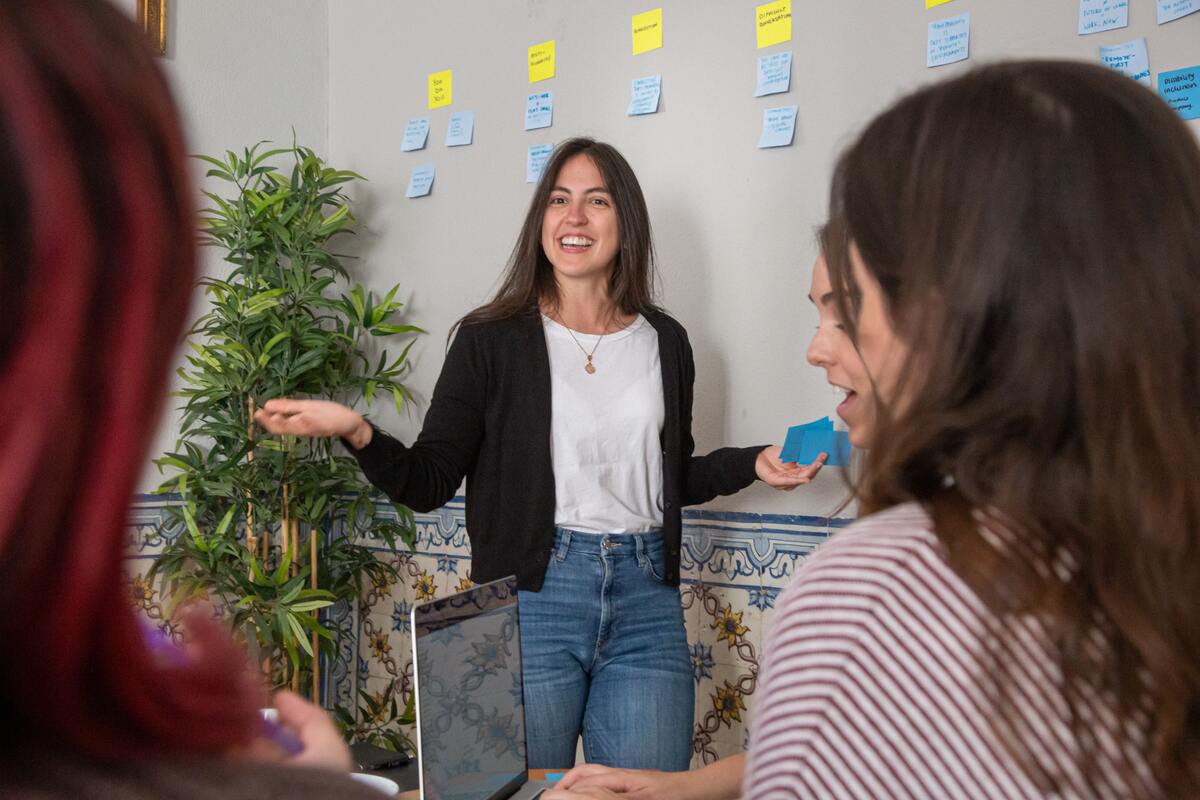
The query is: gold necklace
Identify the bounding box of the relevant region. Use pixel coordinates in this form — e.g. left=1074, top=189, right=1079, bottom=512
left=563, top=324, right=604, bottom=374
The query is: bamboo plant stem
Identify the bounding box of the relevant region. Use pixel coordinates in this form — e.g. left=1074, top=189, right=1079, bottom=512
left=245, top=397, right=257, bottom=579
left=310, top=528, right=320, bottom=704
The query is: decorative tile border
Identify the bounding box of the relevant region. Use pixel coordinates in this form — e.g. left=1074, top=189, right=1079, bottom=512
left=124, top=494, right=852, bottom=765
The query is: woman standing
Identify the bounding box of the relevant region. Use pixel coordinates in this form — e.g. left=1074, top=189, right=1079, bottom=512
left=256, top=138, right=823, bottom=770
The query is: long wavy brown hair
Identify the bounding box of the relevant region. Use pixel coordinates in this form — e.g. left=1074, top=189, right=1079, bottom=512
left=824, top=60, right=1200, bottom=795
left=456, top=137, right=660, bottom=333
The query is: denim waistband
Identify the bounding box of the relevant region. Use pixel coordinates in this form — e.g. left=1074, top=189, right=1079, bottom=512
left=551, top=527, right=663, bottom=559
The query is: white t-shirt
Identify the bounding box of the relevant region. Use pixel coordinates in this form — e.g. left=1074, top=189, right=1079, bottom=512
left=541, top=313, right=665, bottom=533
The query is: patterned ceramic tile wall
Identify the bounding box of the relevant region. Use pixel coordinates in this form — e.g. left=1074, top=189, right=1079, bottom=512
left=125, top=495, right=852, bottom=767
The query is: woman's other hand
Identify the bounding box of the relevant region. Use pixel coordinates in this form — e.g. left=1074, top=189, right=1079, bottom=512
left=755, top=445, right=826, bottom=490
left=254, top=398, right=372, bottom=449
left=544, top=764, right=686, bottom=800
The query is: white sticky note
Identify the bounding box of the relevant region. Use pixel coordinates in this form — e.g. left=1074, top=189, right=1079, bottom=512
left=525, top=91, right=553, bottom=131
left=406, top=164, right=435, bottom=198
left=445, top=111, right=475, bottom=147
left=755, top=51, right=792, bottom=97
left=1078, top=0, right=1129, bottom=35
left=627, top=75, right=662, bottom=116
left=527, top=144, right=554, bottom=183
left=400, top=117, right=431, bottom=152
left=927, top=12, right=970, bottom=68
left=1158, top=0, right=1200, bottom=24
left=757, top=105, right=798, bottom=148
left=1100, top=38, right=1151, bottom=85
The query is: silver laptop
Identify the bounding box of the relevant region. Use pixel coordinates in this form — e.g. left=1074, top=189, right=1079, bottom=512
left=410, top=576, right=554, bottom=800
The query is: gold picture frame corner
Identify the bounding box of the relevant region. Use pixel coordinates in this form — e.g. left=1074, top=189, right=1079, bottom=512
left=136, top=0, right=167, bottom=57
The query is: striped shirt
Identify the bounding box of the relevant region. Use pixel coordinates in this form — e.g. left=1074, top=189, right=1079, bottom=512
left=742, top=503, right=1161, bottom=799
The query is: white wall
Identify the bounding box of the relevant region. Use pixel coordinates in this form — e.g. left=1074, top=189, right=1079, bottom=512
left=135, top=0, right=1199, bottom=518
left=115, top=0, right=331, bottom=491
left=326, top=0, right=1199, bottom=517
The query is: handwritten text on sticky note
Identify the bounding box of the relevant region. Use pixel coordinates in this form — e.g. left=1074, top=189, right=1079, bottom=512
left=756, top=0, right=792, bottom=48
left=1158, top=66, right=1200, bottom=120
left=406, top=164, right=435, bottom=198
left=755, top=51, right=792, bottom=97
left=758, top=105, right=798, bottom=148
left=524, top=91, right=553, bottom=131
left=627, top=75, right=662, bottom=116
left=632, top=8, right=663, bottom=55
left=400, top=117, right=430, bottom=152
left=927, top=13, right=970, bottom=68
left=1078, top=0, right=1129, bottom=35
left=529, top=40, right=555, bottom=83
left=1099, top=39, right=1150, bottom=85
left=445, top=111, right=474, bottom=147
left=428, top=69, right=452, bottom=109
left=527, top=144, right=554, bottom=183
left=1158, top=0, right=1200, bottom=24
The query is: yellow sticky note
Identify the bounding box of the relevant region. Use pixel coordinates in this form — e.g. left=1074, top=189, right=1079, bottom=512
left=632, top=8, right=663, bottom=55
left=925, top=0, right=955, bottom=7
left=528, top=40, right=555, bottom=83
left=756, top=0, right=792, bottom=49
left=427, top=69, right=452, bottom=109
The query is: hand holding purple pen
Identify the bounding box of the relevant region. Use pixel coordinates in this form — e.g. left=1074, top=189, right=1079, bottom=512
left=142, top=622, right=351, bottom=769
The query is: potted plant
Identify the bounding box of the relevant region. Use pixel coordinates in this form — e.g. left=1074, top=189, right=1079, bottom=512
left=149, top=141, right=421, bottom=750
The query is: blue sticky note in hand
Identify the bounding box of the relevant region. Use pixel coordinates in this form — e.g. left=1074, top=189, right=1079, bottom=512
left=627, top=75, right=662, bottom=116
left=401, top=117, right=431, bottom=152
left=525, top=91, right=553, bottom=131
left=405, top=164, right=435, bottom=198
left=755, top=52, right=792, bottom=97
left=526, top=144, right=554, bottom=183
left=780, top=417, right=851, bottom=467
left=1158, top=66, right=1200, bottom=120
left=927, top=12, right=970, bottom=68
left=445, top=111, right=475, bottom=146
left=544, top=773, right=567, bottom=783
left=757, top=105, right=798, bottom=149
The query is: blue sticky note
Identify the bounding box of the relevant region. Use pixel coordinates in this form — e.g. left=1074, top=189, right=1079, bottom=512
left=755, top=52, right=792, bottom=97
left=1158, top=0, right=1200, bottom=24
left=445, top=111, right=475, bottom=147
left=525, top=91, right=553, bottom=131
left=400, top=117, right=430, bottom=152
left=1078, top=0, right=1129, bottom=35
left=780, top=417, right=851, bottom=467
left=405, top=164, right=435, bottom=198
left=545, top=773, right=567, bottom=783
left=927, top=12, right=970, bottom=68
left=526, top=144, right=554, bottom=183
left=1100, top=39, right=1150, bottom=86
left=1158, top=66, right=1200, bottom=120
left=627, top=75, right=662, bottom=116
left=757, top=105, right=798, bottom=149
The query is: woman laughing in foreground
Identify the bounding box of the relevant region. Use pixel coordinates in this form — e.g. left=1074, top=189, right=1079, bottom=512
left=548, top=59, right=1200, bottom=800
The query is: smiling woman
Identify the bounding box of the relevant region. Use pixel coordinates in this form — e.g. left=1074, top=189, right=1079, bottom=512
left=254, top=136, right=827, bottom=772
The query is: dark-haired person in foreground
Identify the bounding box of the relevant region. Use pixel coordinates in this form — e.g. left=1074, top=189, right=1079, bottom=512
left=0, top=2, right=380, bottom=797
left=255, top=137, right=826, bottom=770
left=548, top=60, right=1200, bottom=800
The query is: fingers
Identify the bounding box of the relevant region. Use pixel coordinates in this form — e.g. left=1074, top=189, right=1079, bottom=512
left=271, top=690, right=353, bottom=771
left=557, top=764, right=615, bottom=789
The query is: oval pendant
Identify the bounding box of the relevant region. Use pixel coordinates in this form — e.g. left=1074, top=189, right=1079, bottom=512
left=585, top=362, right=596, bottom=374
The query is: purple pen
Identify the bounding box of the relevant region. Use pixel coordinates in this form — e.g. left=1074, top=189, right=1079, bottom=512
left=140, top=621, right=304, bottom=755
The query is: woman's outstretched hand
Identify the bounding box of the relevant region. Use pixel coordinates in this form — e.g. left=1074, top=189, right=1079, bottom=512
left=254, top=398, right=373, bottom=450
left=755, top=445, right=826, bottom=490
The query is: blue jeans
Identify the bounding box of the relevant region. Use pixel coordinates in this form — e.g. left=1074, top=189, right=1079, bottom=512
left=518, top=528, right=694, bottom=770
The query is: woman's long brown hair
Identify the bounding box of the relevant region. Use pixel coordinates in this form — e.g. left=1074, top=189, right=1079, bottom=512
left=825, top=60, right=1200, bottom=795
left=456, top=137, right=660, bottom=333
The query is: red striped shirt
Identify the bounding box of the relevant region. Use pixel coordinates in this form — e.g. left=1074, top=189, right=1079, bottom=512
left=742, top=503, right=1161, bottom=799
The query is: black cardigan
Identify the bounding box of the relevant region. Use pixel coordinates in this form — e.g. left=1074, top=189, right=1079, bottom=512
left=349, top=308, right=763, bottom=591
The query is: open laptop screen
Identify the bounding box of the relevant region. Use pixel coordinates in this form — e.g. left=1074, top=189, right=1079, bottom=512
left=412, top=577, right=527, bottom=800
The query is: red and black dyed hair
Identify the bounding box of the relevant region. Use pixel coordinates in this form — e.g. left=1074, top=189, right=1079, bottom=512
left=0, top=0, right=260, bottom=758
